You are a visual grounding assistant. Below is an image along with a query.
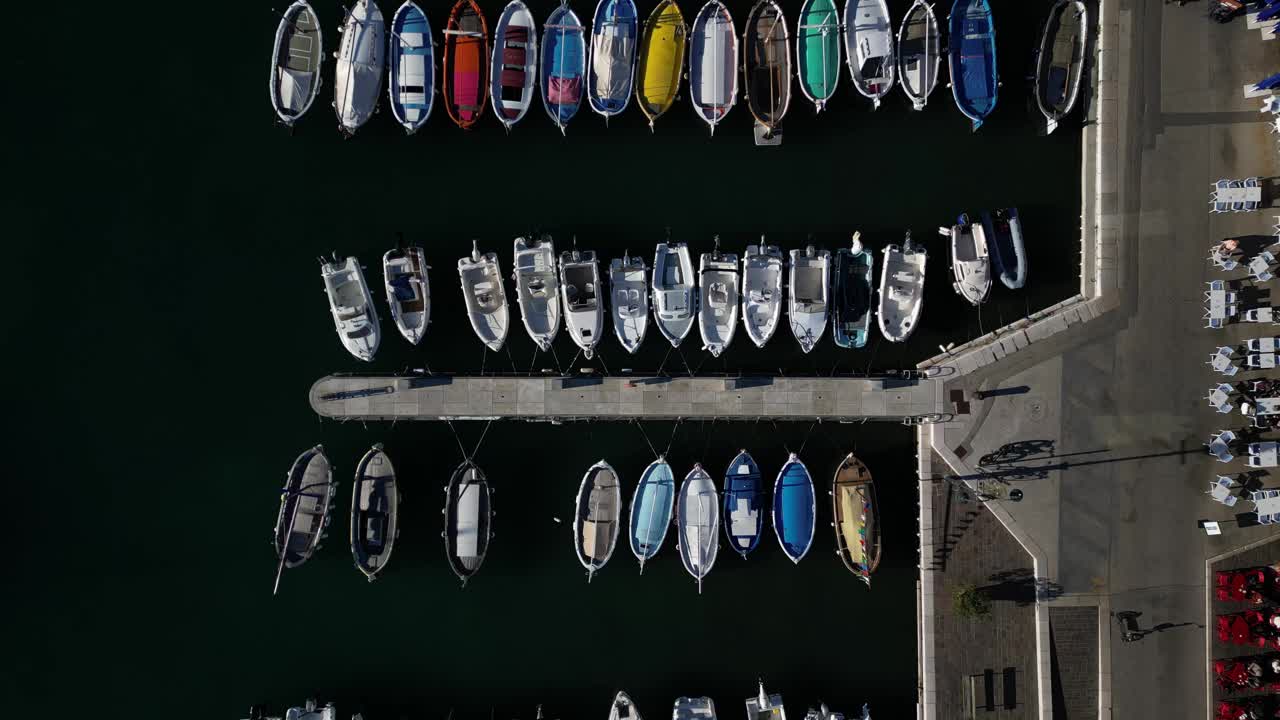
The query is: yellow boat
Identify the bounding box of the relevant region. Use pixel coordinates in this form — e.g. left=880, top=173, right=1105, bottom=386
left=635, top=0, right=686, bottom=128
left=832, top=452, right=880, bottom=586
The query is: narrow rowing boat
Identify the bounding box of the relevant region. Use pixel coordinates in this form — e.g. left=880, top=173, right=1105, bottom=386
left=269, top=1, right=324, bottom=127
left=677, top=463, right=720, bottom=593
left=388, top=1, right=434, bottom=134
left=587, top=0, right=639, bottom=120
left=629, top=457, right=676, bottom=571
left=689, top=1, right=738, bottom=135
left=773, top=453, right=815, bottom=563
left=743, top=0, right=791, bottom=136
left=636, top=0, right=687, bottom=129
left=351, top=443, right=399, bottom=581
left=832, top=452, right=880, bottom=586
left=334, top=0, right=386, bottom=137
left=948, top=0, right=998, bottom=130
left=541, top=2, right=587, bottom=133
left=491, top=1, right=538, bottom=130
left=896, top=0, right=940, bottom=111
left=723, top=450, right=763, bottom=558
left=442, top=0, right=489, bottom=128
left=444, top=460, right=492, bottom=586
left=574, top=460, right=622, bottom=581
left=273, top=445, right=336, bottom=594
left=1034, top=0, right=1087, bottom=134
left=797, top=0, right=841, bottom=112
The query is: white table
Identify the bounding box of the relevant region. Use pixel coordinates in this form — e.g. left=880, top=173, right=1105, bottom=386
left=1210, top=386, right=1233, bottom=407
left=1252, top=255, right=1273, bottom=276
left=1252, top=441, right=1280, bottom=467
left=1258, top=398, right=1280, bottom=415
left=1256, top=494, right=1280, bottom=515
left=1220, top=187, right=1265, bottom=204
left=1251, top=352, right=1277, bottom=369
left=1213, top=346, right=1237, bottom=372
left=1208, top=290, right=1229, bottom=319
left=1211, top=476, right=1237, bottom=505
left=1247, top=307, right=1276, bottom=323
left=1252, top=337, right=1279, bottom=353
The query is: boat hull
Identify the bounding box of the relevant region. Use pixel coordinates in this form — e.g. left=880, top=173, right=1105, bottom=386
left=896, top=0, right=939, bottom=110
left=575, top=461, right=622, bottom=577
left=541, top=5, right=587, bottom=131
left=948, top=0, right=998, bottom=130
left=983, top=208, right=1027, bottom=290
left=458, top=247, right=510, bottom=351
left=653, top=243, right=697, bottom=347
left=276, top=445, right=335, bottom=569
left=491, top=1, right=538, bottom=129
left=1034, top=0, right=1087, bottom=133
left=636, top=0, right=687, bottom=127
left=383, top=246, right=431, bottom=345
left=698, top=251, right=739, bottom=356
left=797, top=0, right=841, bottom=111
left=832, top=244, right=874, bottom=349
left=788, top=247, right=831, bottom=353
left=389, top=1, right=434, bottom=134
left=629, top=458, right=676, bottom=564
left=677, top=464, right=720, bottom=590
left=844, top=0, right=895, bottom=107
left=442, top=0, right=490, bottom=128
left=270, top=1, right=324, bottom=126
left=741, top=245, right=783, bottom=347
left=723, top=450, right=763, bottom=557
left=832, top=453, right=880, bottom=584
left=513, top=237, right=561, bottom=351
left=773, top=453, right=815, bottom=563
left=351, top=444, right=399, bottom=580
left=587, top=0, right=639, bottom=118
left=444, top=460, right=492, bottom=584
left=560, top=250, right=605, bottom=358
left=334, top=0, right=386, bottom=135
left=689, top=1, right=739, bottom=132
left=948, top=215, right=992, bottom=306
left=322, top=256, right=381, bottom=361
left=743, top=0, right=792, bottom=131
left=610, top=256, right=649, bottom=353
left=876, top=238, right=926, bottom=342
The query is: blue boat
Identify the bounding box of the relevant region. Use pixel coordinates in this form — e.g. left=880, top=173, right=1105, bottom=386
left=541, top=2, right=587, bottom=133
left=832, top=234, right=875, bottom=349
left=629, top=457, right=676, bottom=571
left=981, top=207, right=1026, bottom=290
left=948, top=0, right=998, bottom=131
left=388, top=1, right=435, bottom=134
left=772, top=453, right=816, bottom=563
left=722, top=450, right=763, bottom=558
left=585, top=0, right=639, bottom=119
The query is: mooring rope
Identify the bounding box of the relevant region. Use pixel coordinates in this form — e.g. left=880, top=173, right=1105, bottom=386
left=527, top=346, right=539, bottom=375
left=550, top=345, right=564, bottom=375
left=505, top=344, right=518, bottom=374
left=864, top=335, right=881, bottom=376
left=797, top=418, right=819, bottom=456
left=633, top=420, right=660, bottom=459
left=445, top=419, right=469, bottom=461
left=771, top=419, right=793, bottom=455
left=677, top=346, right=694, bottom=376
left=663, top=418, right=684, bottom=458
left=656, top=345, right=674, bottom=376
left=480, top=346, right=488, bottom=376
left=701, top=417, right=715, bottom=459
left=597, top=351, right=612, bottom=376
left=470, top=418, right=495, bottom=459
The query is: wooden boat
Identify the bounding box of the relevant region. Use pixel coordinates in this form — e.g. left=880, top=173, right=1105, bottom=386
left=388, top=1, right=434, bottom=134
left=876, top=231, right=926, bottom=342
left=350, top=444, right=399, bottom=581
left=269, top=1, right=324, bottom=127
left=442, top=0, right=489, bottom=128
left=513, top=236, right=561, bottom=351
left=273, top=445, right=336, bottom=594
left=321, top=255, right=381, bottom=362
left=610, top=692, right=644, bottom=720
left=983, top=207, right=1027, bottom=290
left=677, top=463, right=720, bottom=593
left=773, top=453, right=815, bottom=564
left=698, top=241, right=739, bottom=357
left=444, top=460, right=492, bottom=586
left=689, top=1, right=738, bottom=135
left=723, top=450, right=763, bottom=558
left=574, top=460, right=622, bottom=581
left=743, top=0, right=791, bottom=139
left=832, top=233, right=874, bottom=349
left=653, top=242, right=697, bottom=347
left=896, top=0, right=940, bottom=111
left=788, top=245, right=831, bottom=354
left=334, top=0, right=386, bottom=137
left=1035, top=0, right=1087, bottom=134
left=636, top=0, right=687, bottom=129
left=797, top=0, right=841, bottom=112
left=944, top=213, right=992, bottom=306
left=629, top=457, right=676, bottom=570
left=491, top=1, right=538, bottom=130
left=587, top=0, right=639, bottom=120
left=741, top=242, right=783, bottom=347
left=844, top=0, right=895, bottom=108
left=948, top=0, right=998, bottom=130
left=383, top=245, right=430, bottom=345
left=610, top=253, right=649, bottom=353
left=832, top=453, right=880, bottom=585
left=541, top=3, right=587, bottom=134
left=458, top=240, right=510, bottom=351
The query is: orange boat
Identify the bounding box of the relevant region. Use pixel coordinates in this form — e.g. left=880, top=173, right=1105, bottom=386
left=442, top=0, right=490, bottom=128
left=832, top=453, right=881, bottom=586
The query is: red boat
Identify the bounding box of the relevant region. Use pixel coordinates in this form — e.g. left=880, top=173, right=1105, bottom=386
left=443, top=0, right=490, bottom=128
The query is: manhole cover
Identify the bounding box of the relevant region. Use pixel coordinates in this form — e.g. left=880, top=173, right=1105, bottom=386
left=1028, top=397, right=1045, bottom=421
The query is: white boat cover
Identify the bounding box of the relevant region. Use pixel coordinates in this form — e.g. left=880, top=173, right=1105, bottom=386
left=335, top=0, right=386, bottom=131
left=592, top=31, right=635, bottom=101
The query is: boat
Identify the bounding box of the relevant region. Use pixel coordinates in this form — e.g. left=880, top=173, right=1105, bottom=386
left=982, top=207, right=1027, bottom=290
left=1035, top=0, right=1087, bottom=134
left=677, top=463, right=720, bottom=593
left=383, top=245, right=431, bottom=345
left=350, top=443, right=399, bottom=581
left=541, top=2, right=587, bottom=134
left=948, top=0, right=998, bottom=130
left=788, top=246, right=830, bottom=354
left=442, top=0, right=490, bottom=129
left=629, top=457, right=676, bottom=570
left=273, top=445, right=336, bottom=594
left=832, top=452, right=880, bottom=586
left=831, top=233, right=874, bottom=349
left=269, top=1, right=324, bottom=127
left=458, top=240, right=510, bottom=351
left=745, top=681, right=786, bottom=720
left=743, top=0, right=791, bottom=142
left=689, top=1, right=738, bottom=135
left=388, top=1, right=434, bottom=134
left=334, top=0, right=386, bottom=137
left=610, top=253, right=649, bottom=353
left=513, top=236, right=561, bottom=351
left=944, top=213, right=992, bottom=306
left=444, top=460, right=493, bottom=586
left=252, top=698, right=340, bottom=720
left=587, top=0, right=639, bottom=120
left=653, top=241, right=697, bottom=347
left=741, top=242, right=784, bottom=347
left=876, top=232, right=926, bottom=342
left=673, top=698, right=716, bottom=720
left=773, top=452, right=815, bottom=564
left=636, top=0, right=687, bottom=129
left=843, top=0, right=895, bottom=108
left=896, top=0, right=940, bottom=110
left=698, top=241, right=739, bottom=357
left=796, top=0, right=841, bottom=112
left=574, top=460, right=622, bottom=581
left=321, top=255, right=381, bottom=362
left=560, top=247, right=605, bottom=359
left=610, top=692, right=643, bottom=720
left=491, top=0, right=538, bottom=130
left=723, top=450, right=764, bottom=558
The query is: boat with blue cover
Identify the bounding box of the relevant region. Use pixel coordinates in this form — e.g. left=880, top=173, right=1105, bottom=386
left=832, top=233, right=874, bottom=349
left=541, top=2, right=587, bottom=133
left=947, top=0, right=998, bottom=130
left=773, top=453, right=816, bottom=563
left=982, top=207, right=1026, bottom=290
left=587, top=0, right=639, bottom=119
left=629, top=457, right=676, bottom=571
left=389, top=1, right=434, bottom=134
left=723, top=450, right=763, bottom=558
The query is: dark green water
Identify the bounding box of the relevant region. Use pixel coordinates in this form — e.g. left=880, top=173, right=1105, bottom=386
left=14, top=0, right=1078, bottom=718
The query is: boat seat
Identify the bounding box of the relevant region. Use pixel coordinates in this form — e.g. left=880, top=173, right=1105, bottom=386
left=506, top=26, right=530, bottom=43
left=503, top=47, right=526, bottom=66
left=501, top=68, right=527, bottom=88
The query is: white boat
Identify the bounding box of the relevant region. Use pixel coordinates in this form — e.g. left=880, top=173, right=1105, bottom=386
left=334, top=0, right=386, bottom=136
left=877, top=231, right=926, bottom=342
left=560, top=248, right=605, bottom=359
left=269, top=1, right=324, bottom=127
left=673, top=697, right=716, bottom=720
left=586, top=0, right=640, bottom=120
left=896, top=0, right=939, bottom=111
left=574, top=460, right=622, bottom=581
left=513, top=236, right=561, bottom=351
left=677, top=463, right=719, bottom=593
left=610, top=692, right=644, bottom=720
left=688, top=0, right=738, bottom=135
left=387, top=1, right=434, bottom=134
left=382, top=246, right=430, bottom=345
left=745, top=681, right=786, bottom=720
left=610, top=253, right=649, bottom=354
left=943, top=214, right=991, bottom=306
left=321, top=255, right=381, bottom=361
left=698, top=241, right=739, bottom=357
left=491, top=0, right=538, bottom=130
left=458, top=240, right=510, bottom=351
left=843, top=0, right=895, bottom=108
left=741, top=242, right=784, bottom=347
left=788, top=246, right=830, bottom=353
left=653, top=242, right=697, bottom=347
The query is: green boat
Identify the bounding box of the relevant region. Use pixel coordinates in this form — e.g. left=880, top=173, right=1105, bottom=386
left=796, top=0, right=841, bottom=111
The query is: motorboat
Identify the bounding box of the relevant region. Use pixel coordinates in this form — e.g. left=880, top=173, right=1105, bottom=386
left=743, top=0, right=791, bottom=142
left=1035, top=0, right=1087, bottom=134
left=629, top=457, right=676, bottom=571
left=773, top=452, right=815, bottom=563
left=458, top=240, right=510, bottom=351
left=388, top=1, right=434, bottom=134
left=574, top=460, right=622, bottom=581
left=677, top=463, right=720, bottom=593
left=788, top=245, right=831, bottom=354
left=541, top=2, right=587, bottom=134
left=796, top=0, right=841, bottom=112
left=832, top=452, right=880, bottom=586
left=636, top=0, right=687, bottom=129
left=723, top=450, right=763, bottom=558
left=653, top=242, right=697, bottom=347
left=383, top=245, right=430, bottom=345
left=843, top=0, right=895, bottom=108
left=673, top=698, right=716, bottom=720
left=254, top=698, right=339, bottom=720
left=442, top=0, right=490, bottom=128
left=689, top=0, right=738, bottom=135
left=350, top=443, right=399, bottom=581
left=876, top=232, right=926, bottom=342
left=983, top=207, right=1027, bottom=289
left=948, top=0, right=998, bottom=130
left=896, top=0, right=940, bottom=110
left=745, top=681, right=786, bottom=720
left=269, top=1, right=324, bottom=127
left=273, top=445, right=335, bottom=594
left=610, top=253, right=649, bottom=353
left=587, top=0, right=639, bottom=120
left=321, top=255, right=381, bottom=362
left=741, top=242, right=784, bottom=347
left=560, top=247, right=605, bottom=359
left=698, top=241, right=739, bottom=357
left=610, top=692, right=643, bottom=720
left=832, top=233, right=874, bottom=349
left=334, top=0, right=386, bottom=137
left=944, top=213, right=992, bottom=306
left=444, top=460, right=492, bottom=586
left=491, top=0, right=538, bottom=130
left=513, top=236, right=561, bottom=351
